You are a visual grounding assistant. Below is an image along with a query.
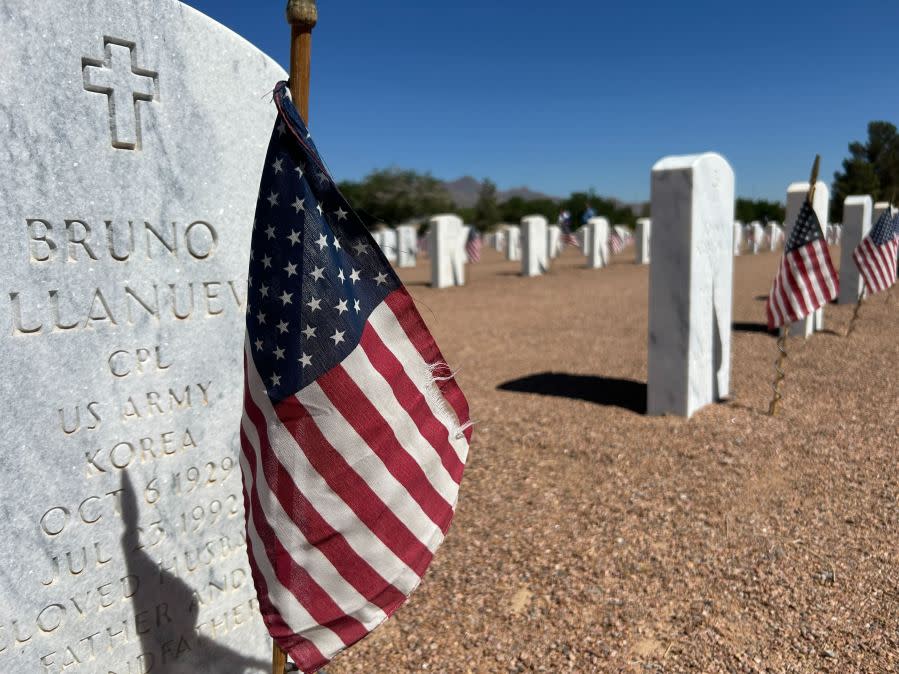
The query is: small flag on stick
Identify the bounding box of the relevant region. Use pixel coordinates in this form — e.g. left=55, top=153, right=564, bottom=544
left=765, top=199, right=839, bottom=330
left=465, top=227, right=482, bottom=263
left=852, top=207, right=898, bottom=296
left=241, top=82, right=472, bottom=673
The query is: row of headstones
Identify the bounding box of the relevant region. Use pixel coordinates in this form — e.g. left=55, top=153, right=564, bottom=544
left=733, top=221, right=785, bottom=255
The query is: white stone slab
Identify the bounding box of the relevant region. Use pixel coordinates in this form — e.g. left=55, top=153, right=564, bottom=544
left=750, top=221, right=764, bottom=254
left=505, top=226, right=521, bottom=261
left=0, top=1, right=286, bottom=671
left=648, top=153, right=734, bottom=418
left=733, top=221, right=743, bottom=255
left=493, top=229, right=506, bottom=252
left=396, top=225, right=418, bottom=268
left=380, top=227, right=398, bottom=262
left=586, top=217, right=610, bottom=269
left=785, top=181, right=830, bottom=337
left=636, top=218, right=651, bottom=264
left=547, top=225, right=562, bottom=259
left=838, top=196, right=872, bottom=304
left=428, top=214, right=466, bottom=288
left=521, top=216, right=549, bottom=277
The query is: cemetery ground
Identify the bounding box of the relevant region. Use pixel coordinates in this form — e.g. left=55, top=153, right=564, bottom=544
left=328, top=246, right=899, bottom=674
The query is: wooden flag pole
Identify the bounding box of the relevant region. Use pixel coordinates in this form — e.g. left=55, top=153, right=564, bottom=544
left=287, top=0, right=318, bottom=123
left=272, top=4, right=317, bottom=674
left=846, top=281, right=866, bottom=337
left=768, top=155, right=819, bottom=416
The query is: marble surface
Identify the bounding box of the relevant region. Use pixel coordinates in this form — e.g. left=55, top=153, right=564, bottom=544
left=0, top=1, right=287, bottom=670
left=648, top=153, right=734, bottom=418
left=636, top=218, right=651, bottom=264
left=521, top=216, right=548, bottom=277
left=586, top=217, right=609, bottom=269
left=396, top=225, right=418, bottom=268
left=785, top=182, right=829, bottom=337
left=547, top=225, right=562, bottom=259
left=839, top=196, right=872, bottom=304
left=428, top=214, right=466, bottom=288
left=505, top=226, right=521, bottom=261
left=733, top=221, right=743, bottom=255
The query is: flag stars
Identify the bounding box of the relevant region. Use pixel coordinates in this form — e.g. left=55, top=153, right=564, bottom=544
left=259, top=284, right=269, bottom=298
left=294, top=165, right=304, bottom=179
left=273, top=346, right=286, bottom=361
left=334, top=207, right=348, bottom=221
left=276, top=121, right=286, bottom=136
left=337, top=269, right=345, bottom=283
left=353, top=299, right=361, bottom=314
left=270, top=373, right=282, bottom=387
left=374, top=272, right=389, bottom=286
left=267, top=191, right=279, bottom=208
left=330, top=329, right=346, bottom=346
left=292, top=197, right=305, bottom=213
left=284, top=262, right=298, bottom=278
left=335, top=299, right=349, bottom=315
left=279, top=291, right=293, bottom=306
left=349, top=268, right=361, bottom=284
left=310, top=266, right=325, bottom=282
left=288, top=230, right=302, bottom=246
left=277, top=320, right=290, bottom=334
left=299, top=353, right=312, bottom=368
left=265, top=225, right=276, bottom=240
left=272, top=157, right=284, bottom=174
left=316, top=203, right=324, bottom=216
left=302, top=325, right=316, bottom=339
left=256, top=310, right=266, bottom=325
left=316, top=233, right=329, bottom=250
left=306, top=297, right=321, bottom=312
left=261, top=255, right=272, bottom=269
left=352, top=241, right=370, bottom=256
left=254, top=338, right=264, bottom=352
left=332, top=237, right=342, bottom=252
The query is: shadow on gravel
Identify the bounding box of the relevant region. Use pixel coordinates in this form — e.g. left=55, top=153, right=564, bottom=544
left=497, top=372, right=647, bottom=414
left=732, top=321, right=777, bottom=335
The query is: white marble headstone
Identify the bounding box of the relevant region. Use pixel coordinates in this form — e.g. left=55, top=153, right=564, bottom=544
left=648, top=153, right=734, bottom=418
left=505, top=226, right=521, bottom=261
left=586, top=217, right=609, bottom=269
left=493, top=229, right=506, bottom=252
left=380, top=227, right=398, bottom=263
left=396, top=225, right=418, bottom=268
left=636, top=218, right=651, bottom=264
left=750, top=221, right=764, bottom=254
left=838, top=196, right=872, bottom=304
left=521, top=216, right=549, bottom=277
left=785, top=181, right=829, bottom=337
left=733, top=221, right=743, bottom=255
left=547, top=225, right=562, bottom=260
left=0, top=1, right=285, bottom=671
left=428, top=214, right=466, bottom=288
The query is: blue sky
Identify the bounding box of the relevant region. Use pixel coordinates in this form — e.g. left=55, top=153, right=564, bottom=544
left=187, top=1, right=898, bottom=203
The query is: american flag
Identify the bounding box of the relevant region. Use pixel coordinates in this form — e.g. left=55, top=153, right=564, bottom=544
left=465, top=227, right=482, bottom=263
left=241, top=82, right=472, bottom=673
left=852, top=207, right=898, bottom=295
left=609, top=230, right=625, bottom=255
left=560, top=223, right=579, bottom=247
left=765, top=200, right=839, bottom=329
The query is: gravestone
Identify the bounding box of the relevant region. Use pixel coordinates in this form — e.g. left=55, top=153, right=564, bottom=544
left=733, top=221, right=743, bottom=255
left=0, top=1, right=284, bottom=671
left=586, top=217, right=610, bottom=269
left=648, top=153, right=734, bottom=418
left=872, top=202, right=895, bottom=224
left=380, top=227, right=398, bottom=263
left=505, top=225, right=521, bottom=261
left=750, top=221, right=764, bottom=254
left=636, top=218, right=651, bottom=264
left=396, top=225, right=417, bottom=268
left=580, top=227, right=590, bottom=256
left=839, top=196, right=872, bottom=304
left=785, top=181, right=829, bottom=337
left=547, top=225, right=562, bottom=260
left=493, top=229, right=506, bottom=252
left=521, top=216, right=549, bottom=277
left=428, top=214, right=466, bottom=288
left=766, top=223, right=779, bottom=251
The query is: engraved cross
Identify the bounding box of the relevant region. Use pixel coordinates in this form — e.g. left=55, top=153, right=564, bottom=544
left=82, top=38, right=159, bottom=150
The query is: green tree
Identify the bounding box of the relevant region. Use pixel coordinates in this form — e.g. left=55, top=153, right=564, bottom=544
left=472, top=179, right=500, bottom=231
left=337, top=168, right=454, bottom=228
left=736, top=198, right=785, bottom=224
left=832, top=121, right=899, bottom=221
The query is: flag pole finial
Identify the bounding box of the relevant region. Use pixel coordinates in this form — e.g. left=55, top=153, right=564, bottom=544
left=807, top=155, right=820, bottom=204
left=286, top=0, right=317, bottom=124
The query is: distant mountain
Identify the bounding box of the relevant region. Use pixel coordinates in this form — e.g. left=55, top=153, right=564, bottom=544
left=442, top=176, right=558, bottom=209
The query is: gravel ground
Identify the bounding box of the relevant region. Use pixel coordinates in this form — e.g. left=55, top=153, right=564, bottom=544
left=325, top=245, right=899, bottom=674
